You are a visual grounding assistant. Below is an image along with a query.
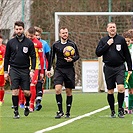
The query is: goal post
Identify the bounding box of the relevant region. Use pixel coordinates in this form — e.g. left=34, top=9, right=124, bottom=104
left=54, top=12, right=133, bottom=92
left=55, top=12, right=133, bottom=41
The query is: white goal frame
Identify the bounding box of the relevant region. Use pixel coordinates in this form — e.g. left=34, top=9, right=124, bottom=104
left=55, top=12, right=133, bottom=41
left=54, top=12, right=133, bottom=91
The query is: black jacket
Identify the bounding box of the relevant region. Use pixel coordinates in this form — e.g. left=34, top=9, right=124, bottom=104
left=48, top=39, right=79, bottom=70
left=4, top=36, right=36, bottom=71
left=96, top=34, right=132, bottom=71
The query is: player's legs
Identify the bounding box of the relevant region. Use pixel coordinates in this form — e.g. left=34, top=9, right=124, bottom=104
left=54, top=69, right=64, bottom=118
left=35, top=80, right=43, bottom=110
left=116, top=64, right=125, bottom=118
left=107, top=89, right=115, bottom=117
left=19, top=88, right=25, bottom=108
left=0, top=87, right=4, bottom=104
left=64, top=67, right=75, bottom=118
left=20, top=68, right=31, bottom=117
left=23, top=90, right=31, bottom=116
left=10, top=67, right=20, bottom=119
left=104, top=64, right=125, bottom=118
left=55, top=84, right=64, bottom=118
left=104, top=65, right=116, bottom=118
left=123, top=71, right=129, bottom=113
left=30, top=69, right=38, bottom=112
left=55, top=84, right=63, bottom=111
left=65, top=88, right=72, bottom=118
left=128, top=89, right=133, bottom=114
left=0, top=75, right=5, bottom=105
left=35, top=70, right=44, bottom=111
left=127, top=73, right=133, bottom=114
left=117, top=84, right=125, bottom=117
left=128, top=89, right=133, bottom=113
left=12, top=89, right=20, bottom=119
left=124, top=89, right=129, bottom=113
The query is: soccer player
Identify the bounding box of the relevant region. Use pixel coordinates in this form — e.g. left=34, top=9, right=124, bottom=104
left=26, top=27, right=44, bottom=112
left=123, top=30, right=133, bottom=114
left=0, top=34, right=6, bottom=106
left=19, top=89, right=25, bottom=108
left=47, top=27, right=79, bottom=118
left=122, top=31, right=131, bottom=113
left=4, top=21, right=36, bottom=119
left=34, top=26, right=50, bottom=111
left=96, top=22, right=132, bottom=118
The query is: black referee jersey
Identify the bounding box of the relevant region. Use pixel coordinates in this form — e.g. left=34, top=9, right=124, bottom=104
left=95, top=34, right=132, bottom=71
left=4, top=36, right=36, bottom=71
left=48, top=39, right=79, bottom=71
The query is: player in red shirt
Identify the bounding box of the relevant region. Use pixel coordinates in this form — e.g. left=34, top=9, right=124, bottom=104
left=0, top=35, right=6, bottom=106
left=26, top=27, right=44, bottom=112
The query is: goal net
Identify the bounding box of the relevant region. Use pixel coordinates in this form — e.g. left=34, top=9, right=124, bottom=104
left=55, top=12, right=133, bottom=91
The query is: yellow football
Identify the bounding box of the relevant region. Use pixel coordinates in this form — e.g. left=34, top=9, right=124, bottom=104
left=63, top=46, right=75, bottom=57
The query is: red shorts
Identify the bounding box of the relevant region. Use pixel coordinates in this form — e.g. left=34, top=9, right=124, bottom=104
left=0, top=75, right=5, bottom=87
left=31, top=69, right=39, bottom=85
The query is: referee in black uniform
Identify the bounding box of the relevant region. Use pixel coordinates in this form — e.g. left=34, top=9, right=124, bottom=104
left=96, top=22, right=132, bottom=118
left=47, top=27, right=79, bottom=118
left=4, top=21, right=36, bottom=119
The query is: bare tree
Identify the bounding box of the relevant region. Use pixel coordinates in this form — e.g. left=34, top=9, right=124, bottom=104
left=0, top=0, right=9, bottom=16
left=0, top=0, right=31, bottom=41
left=0, top=0, right=10, bottom=27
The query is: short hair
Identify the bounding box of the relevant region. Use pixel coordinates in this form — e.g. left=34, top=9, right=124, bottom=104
left=59, top=27, right=68, bottom=33
left=14, top=21, right=24, bottom=28
left=34, top=26, right=43, bottom=34
left=128, top=29, right=133, bottom=38
left=122, top=31, right=132, bottom=39
left=27, top=27, right=36, bottom=34
left=107, top=22, right=116, bottom=28
left=60, top=27, right=68, bottom=30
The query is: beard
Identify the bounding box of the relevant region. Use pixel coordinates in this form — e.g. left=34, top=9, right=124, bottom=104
left=17, top=33, right=23, bottom=37
left=62, top=36, right=68, bottom=41
left=16, top=33, right=24, bottom=42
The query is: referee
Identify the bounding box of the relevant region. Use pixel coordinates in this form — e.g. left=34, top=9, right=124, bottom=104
left=47, top=27, right=79, bottom=118
left=4, top=21, right=36, bottom=119
left=96, top=22, right=132, bottom=118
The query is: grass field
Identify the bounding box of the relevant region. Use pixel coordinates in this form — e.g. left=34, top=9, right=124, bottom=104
left=0, top=90, right=133, bottom=133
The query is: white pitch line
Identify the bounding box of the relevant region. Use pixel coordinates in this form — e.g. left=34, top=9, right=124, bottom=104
left=35, top=103, right=118, bottom=133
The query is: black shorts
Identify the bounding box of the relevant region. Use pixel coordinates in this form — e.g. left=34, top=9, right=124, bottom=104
left=53, top=67, right=75, bottom=89
left=103, top=64, right=125, bottom=89
left=9, top=67, right=30, bottom=90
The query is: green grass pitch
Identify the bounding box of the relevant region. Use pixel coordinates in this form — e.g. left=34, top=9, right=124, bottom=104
left=0, top=90, right=133, bottom=133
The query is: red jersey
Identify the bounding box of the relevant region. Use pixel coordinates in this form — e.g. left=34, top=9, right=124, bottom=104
left=32, top=38, right=44, bottom=73
left=0, top=44, right=6, bottom=75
